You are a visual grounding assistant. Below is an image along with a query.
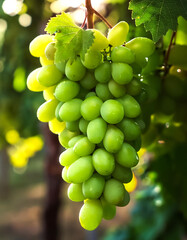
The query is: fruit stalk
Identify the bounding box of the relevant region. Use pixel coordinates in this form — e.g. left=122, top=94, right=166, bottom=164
left=85, top=0, right=94, bottom=28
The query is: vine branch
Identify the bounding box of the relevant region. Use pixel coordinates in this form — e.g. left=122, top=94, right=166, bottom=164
left=85, top=0, right=112, bottom=29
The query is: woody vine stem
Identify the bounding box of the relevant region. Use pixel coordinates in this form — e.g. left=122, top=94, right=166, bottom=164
left=85, top=0, right=113, bottom=29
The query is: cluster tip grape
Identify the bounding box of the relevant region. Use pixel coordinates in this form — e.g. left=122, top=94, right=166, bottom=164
left=27, top=17, right=155, bottom=231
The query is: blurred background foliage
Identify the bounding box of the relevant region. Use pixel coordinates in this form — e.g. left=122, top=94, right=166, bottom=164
left=0, top=0, right=187, bottom=240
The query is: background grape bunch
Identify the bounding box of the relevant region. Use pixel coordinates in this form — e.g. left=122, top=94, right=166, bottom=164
left=27, top=13, right=155, bottom=231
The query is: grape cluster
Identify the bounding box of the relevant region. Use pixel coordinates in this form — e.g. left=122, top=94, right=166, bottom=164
left=27, top=21, right=155, bottom=230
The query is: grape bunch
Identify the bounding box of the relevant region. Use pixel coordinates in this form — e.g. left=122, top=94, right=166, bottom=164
left=27, top=16, right=155, bottom=230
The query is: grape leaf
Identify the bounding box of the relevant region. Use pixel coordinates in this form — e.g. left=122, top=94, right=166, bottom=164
left=129, top=0, right=187, bottom=42
left=45, top=12, right=94, bottom=62
left=45, top=12, right=77, bottom=34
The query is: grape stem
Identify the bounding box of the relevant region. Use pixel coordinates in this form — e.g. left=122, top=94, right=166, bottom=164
left=85, top=0, right=112, bottom=29
left=164, top=31, right=176, bottom=75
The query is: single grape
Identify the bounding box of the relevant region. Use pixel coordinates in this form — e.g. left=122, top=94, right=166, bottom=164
left=103, top=179, right=125, bottom=205
left=58, top=128, right=79, bottom=148
left=100, top=197, right=116, bottom=220
left=92, top=148, right=115, bottom=176
left=37, top=65, right=63, bottom=87
left=81, top=49, right=102, bottom=69
left=112, top=63, right=133, bottom=85
left=81, top=96, right=103, bottom=121
left=55, top=60, right=66, bottom=74
left=55, top=102, right=64, bottom=122
left=95, top=83, right=113, bottom=101
left=62, top=166, right=71, bottom=183
left=117, top=188, right=130, bottom=207
left=43, top=85, right=56, bottom=101
left=94, top=62, right=111, bottom=83
left=59, top=98, right=82, bottom=122
left=117, top=118, right=141, bottom=141
left=79, top=118, right=89, bottom=134
left=68, top=183, right=85, bottom=202
left=59, top=147, right=79, bottom=166
left=67, top=156, right=94, bottom=183
left=103, top=125, right=124, bottom=153
left=100, top=99, right=124, bottom=124
left=108, top=80, right=126, bottom=98
left=112, top=163, right=132, bottom=183
left=118, top=95, right=141, bottom=118
left=66, top=120, right=80, bottom=132
left=89, top=29, right=109, bottom=50
left=54, top=79, right=80, bottom=102
left=79, top=199, right=103, bottom=231
left=126, top=78, right=142, bottom=96
left=107, top=21, right=129, bottom=47
left=65, top=57, right=86, bottom=81
left=111, top=46, right=135, bottom=64
left=80, top=71, right=97, bottom=90
left=40, top=55, right=54, bottom=66
left=73, top=137, right=95, bottom=156
left=37, top=99, right=59, bottom=122
left=48, top=118, right=65, bottom=134
left=27, top=68, right=46, bottom=92
left=45, top=42, right=56, bottom=60
left=29, top=34, right=53, bottom=57
left=115, top=143, right=139, bottom=168
left=82, top=173, right=105, bottom=199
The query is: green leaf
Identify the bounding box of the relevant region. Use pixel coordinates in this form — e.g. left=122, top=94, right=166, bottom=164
left=81, top=30, right=95, bottom=60
left=45, top=12, right=77, bottom=34
left=129, top=0, right=187, bottom=42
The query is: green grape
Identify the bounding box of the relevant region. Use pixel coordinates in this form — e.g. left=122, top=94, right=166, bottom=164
left=62, top=166, right=71, bottom=183
left=108, top=79, right=126, bottom=98
left=66, top=120, right=80, bottom=132
left=55, top=102, right=63, bottom=122
left=103, top=179, right=125, bottom=205
left=107, top=21, right=129, bottom=47
left=73, top=137, right=95, bottom=156
left=43, top=85, right=56, bottom=101
left=112, top=163, right=132, bottom=183
left=112, top=63, right=133, bottom=85
left=80, top=71, right=97, bottom=90
left=68, top=183, right=85, bottom=202
left=115, top=143, right=139, bottom=168
left=111, top=46, right=135, bottom=64
left=27, top=68, right=46, bottom=92
left=68, top=135, right=85, bottom=148
left=45, top=42, right=56, bottom=60
left=58, top=128, right=79, bottom=148
left=101, top=197, right=116, bottom=220
left=103, top=125, right=124, bottom=153
left=82, top=173, right=105, bottom=199
left=37, top=99, right=59, bottom=122
left=89, top=29, right=109, bottom=50
left=117, top=118, right=141, bottom=141
left=67, top=156, right=94, bottom=183
left=29, top=34, right=53, bottom=57
left=59, top=98, right=82, bottom=122
left=94, top=62, right=111, bottom=83
left=79, top=118, right=89, bottom=134
left=81, top=96, right=103, bottom=121
left=54, top=79, right=80, bottom=102
left=176, top=16, right=187, bottom=46
left=118, top=95, right=141, bottom=118
left=59, top=147, right=79, bottom=166
left=100, top=99, right=124, bottom=124
left=48, top=118, right=65, bottom=134
left=87, top=118, right=107, bottom=144
left=92, top=148, right=115, bottom=176
left=65, top=57, right=86, bottom=81
left=95, top=83, right=113, bottom=101
left=77, top=87, right=89, bottom=100
left=55, top=60, right=66, bottom=74
left=117, top=188, right=130, bottom=207
left=85, top=92, right=96, bottom=98
left=81, top=49, right=102, bottom=69
left=126, top=78, right=142, bottom=96
left=79, top=199, right=103, bottom=231
left=129, top=136, right=142, bottom=152
left=40, top=55, right=54, bottom=66
left=126, top=37, right=155, bottom=58
left=37, top=65, right=63, bottom=87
